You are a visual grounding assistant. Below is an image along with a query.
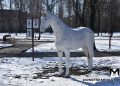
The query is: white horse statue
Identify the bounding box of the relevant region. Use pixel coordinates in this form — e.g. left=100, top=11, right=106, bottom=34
left=40, top=11, right=95, bottom=77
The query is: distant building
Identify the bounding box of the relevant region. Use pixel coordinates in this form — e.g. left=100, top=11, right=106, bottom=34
left=0, top=9, right=27, bottom=33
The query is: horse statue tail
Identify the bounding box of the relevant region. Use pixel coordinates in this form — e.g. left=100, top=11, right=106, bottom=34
left=94, top=42, right=98, bottom=51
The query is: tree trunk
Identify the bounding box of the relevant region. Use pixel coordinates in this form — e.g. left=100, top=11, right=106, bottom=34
left=90, top=0, right=97, bottom=32
left=82, top=0, right=86, bottom=26
left=72, top=0, right=81, bottom=27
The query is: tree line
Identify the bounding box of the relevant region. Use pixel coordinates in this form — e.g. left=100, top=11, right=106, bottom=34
left=0, top=0, right=120, bottom=34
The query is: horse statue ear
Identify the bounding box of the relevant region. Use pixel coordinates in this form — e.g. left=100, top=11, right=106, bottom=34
left=43, top=12, right=47, bottom=17
left=42, top=9, right=47, bottom=17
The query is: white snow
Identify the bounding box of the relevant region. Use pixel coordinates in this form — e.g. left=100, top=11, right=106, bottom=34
left=95, top=32, right=120, bottom=37
left=95, top=39, right=120, bottom=52
left=0, top=33, right=55, bottom=41
left=0, top=32, right=120, bottom=41
left=0, top=33, right=54, bottom=49
left=0, top=44, right=13, bottom=49
left=0, top=56, right=120, bottom=86
left=26, top=43, right=83, bottom=53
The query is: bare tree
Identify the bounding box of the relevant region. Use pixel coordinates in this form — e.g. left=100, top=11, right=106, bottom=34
left=58, top=1, right=63, bottom=19
left=89, top=0, right=98, bottom=31
left=0, top=0, right=4, bottom=32
left=0, top=0, right=3, bottom=9
left=82, top=0, right=87, bottom=26
left=66, top=0, right=74, bottom=27
left=8, top=0, right=13, bottom=33
left=43, top=0, right=60, bottom=12
left=72, top=0, right=82, bottom=27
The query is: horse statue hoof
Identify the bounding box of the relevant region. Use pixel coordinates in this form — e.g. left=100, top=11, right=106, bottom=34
left=64, top=75, right=70, bottom=78
left=88, top=70, right=92, bottom=73
left=58, top=74, right=63, bottom=77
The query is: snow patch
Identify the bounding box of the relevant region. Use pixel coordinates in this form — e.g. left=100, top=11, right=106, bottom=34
left=0, top=57, right=120, bottom=86
left=0, top=44, right=13, bottom=49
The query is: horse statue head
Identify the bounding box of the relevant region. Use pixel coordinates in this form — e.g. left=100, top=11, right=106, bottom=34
left=40, top=10, right=52, bottom=32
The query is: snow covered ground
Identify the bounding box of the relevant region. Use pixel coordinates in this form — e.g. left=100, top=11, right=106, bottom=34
left=0, top=56, right=120, bottom=86
left=0, top=33, right=55, bottom=41
left=0, top=32, right=120, bottom=86
left=0, top=44, right=13, bottom=49
left=0, top=32, right=120, bottom=40
left=0, top=33, right=54, bottom=48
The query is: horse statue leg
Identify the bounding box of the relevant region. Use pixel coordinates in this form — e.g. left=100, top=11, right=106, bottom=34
left=84, top=30, right=94, bottom=72
left=57, top=51, right=63, bottom=76
left=64, top=50, right=70, bottom=77
left=88, top=48, right=94, bottom=72
left=87, top=45, right=94, bottom=72
left=87, top=55, right=92, bottom=72
left=83, top=46, right=93, bottom=72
